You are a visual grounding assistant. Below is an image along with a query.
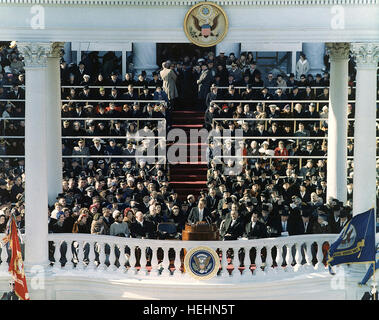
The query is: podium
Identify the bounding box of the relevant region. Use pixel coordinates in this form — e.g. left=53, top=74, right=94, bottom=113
left=182, top=222, right=220, bottom=241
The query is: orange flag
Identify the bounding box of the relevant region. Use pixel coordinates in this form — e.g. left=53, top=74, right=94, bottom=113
left=3, top=214, right=30, bottom=300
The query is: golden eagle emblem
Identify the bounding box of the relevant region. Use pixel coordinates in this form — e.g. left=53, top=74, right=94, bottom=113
left=184, top=2, right=228, bottom=47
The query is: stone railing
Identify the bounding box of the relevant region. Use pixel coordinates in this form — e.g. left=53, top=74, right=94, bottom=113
left=0, top=233, right=337, bottom=282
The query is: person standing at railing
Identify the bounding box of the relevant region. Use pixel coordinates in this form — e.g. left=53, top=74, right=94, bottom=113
left=295, top=53, right=310, bottom=81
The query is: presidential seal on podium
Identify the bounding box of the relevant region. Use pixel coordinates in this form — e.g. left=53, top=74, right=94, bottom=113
left=184, top=246, right=220, bottom=280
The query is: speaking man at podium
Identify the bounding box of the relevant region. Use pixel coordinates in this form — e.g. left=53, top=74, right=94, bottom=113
left=187, top=199, right=212, bottom=224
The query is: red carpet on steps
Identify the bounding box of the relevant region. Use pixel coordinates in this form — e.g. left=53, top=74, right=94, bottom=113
left=169, top=105, right=208, bottom=201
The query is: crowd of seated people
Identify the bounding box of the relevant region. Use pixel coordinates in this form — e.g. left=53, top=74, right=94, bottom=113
left=0, top=43, right=26, bottom=232
left=0, top=44, right=377, bottom=256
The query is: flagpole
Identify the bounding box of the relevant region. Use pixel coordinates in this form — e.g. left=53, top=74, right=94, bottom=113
left=371, top=206, right=377, bottom=300
left=371, top=262, right=377, bottom=299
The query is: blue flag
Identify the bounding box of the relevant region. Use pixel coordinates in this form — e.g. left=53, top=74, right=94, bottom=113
left=328, top=208, right=376, bottom=274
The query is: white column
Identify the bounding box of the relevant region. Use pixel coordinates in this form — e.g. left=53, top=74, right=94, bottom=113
left=351, top=43, right=379, bottom=216
left=216, top=43, right=240, bottom=58
left=326, top=43, right=350, bottom=203
left=17, top=42, right=53, bottom=299
left=122, top=50, right=127, bottom=78
left=132, top=42, right=157, bottom=79
left=291, top=51, right=297, bottom=74
left=47, top=43, right=64, bottom=205
left=302, top=42, right=326, bottom=75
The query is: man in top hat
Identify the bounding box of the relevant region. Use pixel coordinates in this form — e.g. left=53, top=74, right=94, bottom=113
left=148, top=71, right=163, bottom=88
left=313, top=205, right=331, bottom=234
left=240, top=84, right=254, bottom=100
left=205, top=84, right=222, bottom=109
left=196, top=62, right=214, bottom=110
left=139, top=85, right=153, bottom=101
left=78, top=85, right=92, bottom=101
left=256, top=86, right=271, bottom=101
left=336, top=206, right=352, bottom=233
left=224, top=84, right=241, bottom=101
left=107, top=71, right=121, bottom=86
left=298, top=206, right=314, bottom=235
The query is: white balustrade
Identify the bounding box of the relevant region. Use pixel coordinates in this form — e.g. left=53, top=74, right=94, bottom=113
left=42, top=234, right=337, bottom=281
left=118, top=244, right=127, bottom=274
left=52, top=241, right=61, bottom=271
left=174, top=247, right=183, bottom=277
left=65, top=241, right=75, bottom=270
left=128, top=245, right=137, bottom=275
left=139, top=245, right=147, bottom=276
left=87, top=241, right=97, bottom=271
left=161, top=247, right=171, bottom=276
left=0, top=243, right=8, bottom=272
left=294, top=243, right=302, bottom=271
left=316, top=241, right=327, bottom=271
left=275, top=245, right=282, bottom=272
left=98, top=242, right=107, bottom=271
left=255, top=245, right=264, bottom=276
left=76, top=241, right=86, bottom=271
left=242, top=246, right=251, bottom=279
left=220, top=247, right=229, bottom=278
left=109, top=243, right=118, bottom=271
left=265, top=245, right=273, bottom=274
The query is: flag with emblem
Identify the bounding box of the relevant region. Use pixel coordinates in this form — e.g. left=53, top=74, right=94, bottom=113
left=327, top=208, right=376, bottom=275
left=2, top=213, right=30, bottom=300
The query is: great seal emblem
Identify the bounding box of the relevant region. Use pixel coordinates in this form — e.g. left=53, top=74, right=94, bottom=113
left=183, top=2, right=229, bottom=47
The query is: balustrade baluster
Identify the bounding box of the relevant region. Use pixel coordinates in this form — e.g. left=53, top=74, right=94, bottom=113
left=52, top=240, right=61, bottom=271
left=0, top=243, right=8, bottom=272
left=87, top=241, right=97, bottom=271
left=304, top=241, right=313, bottom=268
left=129, top=245, right=137, bottom=275
left=109, top=243, right=118, bottom=271
left=220, top=247, right=229, bottom=277
left=284, top=243, right=291, bottom=270
left=254, top=245, right=263, bottom=275
left=98, top=242, right=107, bottom=271
left=294, top=243, right=302, bottom=270
left=139, top=245, right=147, bottom=276
left=76, top=241, right=87, bottom=271
left=241, top=247, right=251, bottom=279
left=274, top=245, right=282, bottom=271
left=117, top=244, right=127, bottom=274
left=174, top=247, right=183, bottom=277
left=265, top=245, right=273, bottom=273
left=65, top=241, right=75, bottom=270
left=161, top=247, right=171, bottom=276
left=316, top=240, right=325, bottom=270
